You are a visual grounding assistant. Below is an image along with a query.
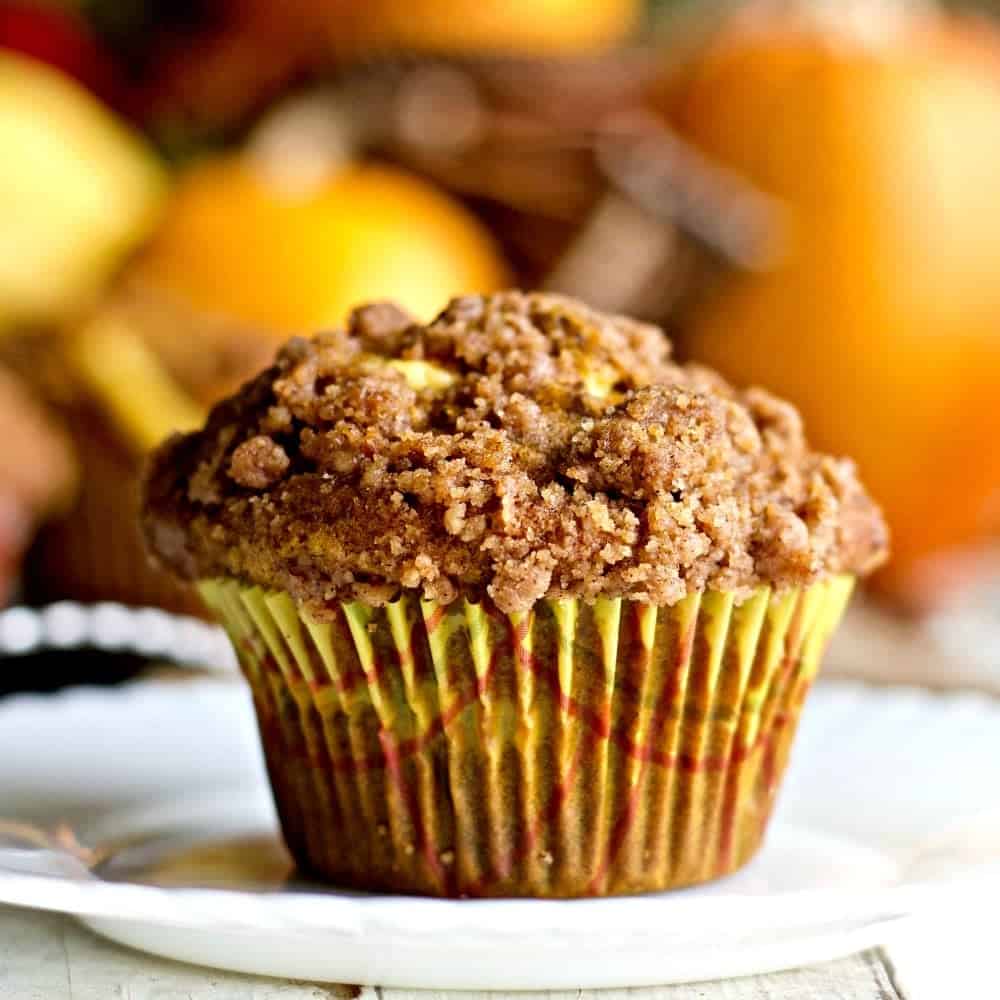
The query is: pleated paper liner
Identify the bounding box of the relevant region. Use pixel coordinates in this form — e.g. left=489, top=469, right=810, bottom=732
left=200, top=575, right=854, bottom=898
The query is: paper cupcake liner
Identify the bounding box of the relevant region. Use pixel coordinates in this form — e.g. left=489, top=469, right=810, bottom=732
left=200, top=576, right=854, bottom=898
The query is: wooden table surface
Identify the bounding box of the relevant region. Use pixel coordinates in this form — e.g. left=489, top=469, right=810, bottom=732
left=0, top=905, right=909, bottom=1000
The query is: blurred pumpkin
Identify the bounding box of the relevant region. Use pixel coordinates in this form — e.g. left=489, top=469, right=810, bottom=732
left=133, top=153, right=509, bottom=333
left=332, top=0, right=641, bottom=56
left=97, top=0, right=641, bottom=150
left=0, top=51, right=165, bottom=330
left=664, top=4, right=1000, bottom=609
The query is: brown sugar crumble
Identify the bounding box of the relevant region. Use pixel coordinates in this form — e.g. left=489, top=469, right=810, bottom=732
left=142, top=292, right=888, bottom=617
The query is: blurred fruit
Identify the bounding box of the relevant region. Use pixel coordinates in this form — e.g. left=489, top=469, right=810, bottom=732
left=664, top=5, right=1000, bottom=608
left=134, top=154, right=509, bottom=332
left=111, top=0, right=326, bottom=137
left=0, top=363, right=77, bottom=605
left=335, top=0, right=641, bottom=56
left=67, top=311, right=204, bottom=452
left=0, top=1, right=120, bottom=103
left=5, top=284, right=275, bottom=618
left=0, top=51, right=165, bottom=329
left=98, top=0, right=640, bottom=145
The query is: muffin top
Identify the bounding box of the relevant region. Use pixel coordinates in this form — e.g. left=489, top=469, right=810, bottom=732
left=143, top=291, right=887, bottom=616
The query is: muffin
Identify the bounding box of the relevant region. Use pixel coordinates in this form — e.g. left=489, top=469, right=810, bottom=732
left=142, top=291, right=887, bottom=897
left=0, top=364, right=77, bottom=605
left=10, top=283, right=279, bottom=616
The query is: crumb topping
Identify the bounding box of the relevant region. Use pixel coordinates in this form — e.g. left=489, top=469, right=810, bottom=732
left=143, top=292, right=887, bottom=616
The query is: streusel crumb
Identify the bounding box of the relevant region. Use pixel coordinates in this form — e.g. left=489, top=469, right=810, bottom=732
left=143, top=292, right=887, bottom=616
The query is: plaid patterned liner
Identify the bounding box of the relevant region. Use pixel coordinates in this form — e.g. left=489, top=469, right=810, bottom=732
left=200, top=576, right=853, bottom=898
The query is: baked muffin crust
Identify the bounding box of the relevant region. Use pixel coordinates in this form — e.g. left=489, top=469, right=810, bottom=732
left=143, top=292, right=887, bottom=616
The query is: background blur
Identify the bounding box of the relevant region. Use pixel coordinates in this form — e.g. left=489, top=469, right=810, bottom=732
left=1, top=0, right=998, bottom=692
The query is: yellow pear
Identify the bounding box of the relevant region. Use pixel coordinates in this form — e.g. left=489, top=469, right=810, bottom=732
left=0, top=52, right=165, bottom=328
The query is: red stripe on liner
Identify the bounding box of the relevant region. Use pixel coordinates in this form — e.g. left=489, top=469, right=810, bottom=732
left=379, top=730, right=452, bottom=894
left=423, top=605, right=447, bottom=635
left=243, top=590, right=826, bottom=895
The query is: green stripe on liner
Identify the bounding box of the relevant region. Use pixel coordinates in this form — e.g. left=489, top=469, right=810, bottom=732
left=591, top=597, right=622, bottom=695
left=264, top=591, right=316, bottom=684
left=388, top=597, right=439, bottom=733
left=240, top=587, right=292, bottom=674
left=724, top=588, right=771, bottom=732
left=551, top=599, right=578, bottom=713
left=459, top=601, right=492, bottom=687
left=800, top=576, right=854, bottom=671
left=508, top=608, right=536, bottom=711
left=697, top=590, right=737, bottom=698
left=342, top=602, right=395, bottom=724
left=385, top=599, right=417, bottom=694
left=301, top=617, right=336, bottom=687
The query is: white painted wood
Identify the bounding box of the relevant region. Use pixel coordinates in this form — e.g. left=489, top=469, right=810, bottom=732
left=883, top=913, right=994, bottom=1000
left=0, top=906, right=357, bottom=1000
left=0, top=905, right=904, bottom=1000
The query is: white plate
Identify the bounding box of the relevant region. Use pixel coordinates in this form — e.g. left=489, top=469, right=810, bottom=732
left=0, top=677, right=999, bottom=989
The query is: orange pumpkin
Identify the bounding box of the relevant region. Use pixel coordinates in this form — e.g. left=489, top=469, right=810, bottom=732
left=134, top=154, right=509, bottom=333
left=666, top=6, right=1000, bottom=608
left=331, top=0, right=641, bottom=56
